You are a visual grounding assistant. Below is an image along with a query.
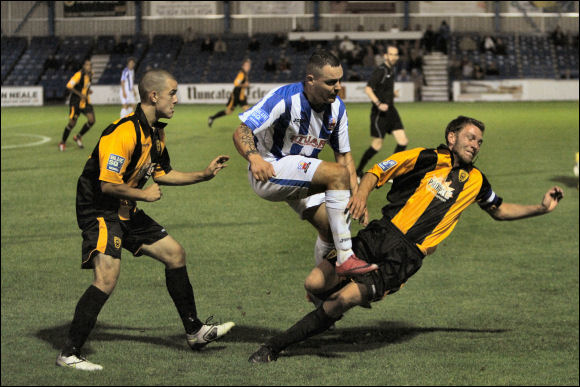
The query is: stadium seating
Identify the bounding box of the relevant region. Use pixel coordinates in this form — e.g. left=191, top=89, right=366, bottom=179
left=1, top=37, right=27, bottom=84
left=4, top=36, right=59, bottom=88
left=2, top=32, right=578, bottom=101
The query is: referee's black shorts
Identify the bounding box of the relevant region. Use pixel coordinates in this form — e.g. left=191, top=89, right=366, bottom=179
left=351, top=217, right=424, bottom=303
left=369, top=105, right=404, bottom=138
left=77, top=209, right=168, bottom=269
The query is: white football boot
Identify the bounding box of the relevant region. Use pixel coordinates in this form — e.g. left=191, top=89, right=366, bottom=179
left=56, top=352, right=103, bottom=371
left=187, top=316, right=235, bottom=350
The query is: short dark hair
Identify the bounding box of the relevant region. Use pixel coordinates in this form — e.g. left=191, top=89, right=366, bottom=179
left=445, top=116, right=485, bottom=144
left=306, top=49, right=341, bottom=78
left=138, top=69, right=176, bottom=102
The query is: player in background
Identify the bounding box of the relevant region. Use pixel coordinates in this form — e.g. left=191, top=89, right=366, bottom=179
left=58, top=59, right=95, bottom=151
left=120, top=57, right=138, bottom=118
left=232, top=50, right=377, bottom=276
left=56, top=69, right=234, bottom=371
left=249, top=115, right=564, bottom=363
left=356, top=45, right=409, bottom=178
left=208, top=58, right=251, bottom=128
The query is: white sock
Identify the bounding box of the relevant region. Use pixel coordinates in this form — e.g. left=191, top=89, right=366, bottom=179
left=127, top=106, right=133, bottom=114
left=120, top=108, right=127, bottom=117
left=325, top=190, right=353, bottom=265
left=314, top=234, right=334, bottom=267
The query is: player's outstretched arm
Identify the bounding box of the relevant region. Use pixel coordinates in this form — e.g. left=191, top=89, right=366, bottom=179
left=486, top=186, right=563, bottom=221
left=154, top=155, right=230, bottom=186
left=348, top=172, right=378, bottom=223
left=232, top=123, right=275, bottom=182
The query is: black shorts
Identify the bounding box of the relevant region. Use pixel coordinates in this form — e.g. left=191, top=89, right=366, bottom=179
left=351, top=217, right=424, bottom=303
left=69, top=103, right=94, bottom=120
left=370, top=105, right=404, bottom=138
left=226, top=88, right=248, bottom=110
left=78, top=209, right=168, bottom=269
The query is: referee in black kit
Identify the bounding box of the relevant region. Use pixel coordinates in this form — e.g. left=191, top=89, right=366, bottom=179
left=356, top=44, right=409, bottom=178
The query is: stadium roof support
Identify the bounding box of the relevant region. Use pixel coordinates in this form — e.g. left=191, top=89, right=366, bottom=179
left=224, top=1, right=231, bottom=34
left=14, top=1, right=42, bottom=34
left=135, top=1, right=142, bottom=36
left=493, top=1, right=501, bottom=33
left=48, top=1, right=54, bottom=37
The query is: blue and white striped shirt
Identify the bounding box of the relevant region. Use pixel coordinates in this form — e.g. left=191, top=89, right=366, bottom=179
left=120, top=67, right=134, bottom=94
left=239, top=82, right=350, bottom=162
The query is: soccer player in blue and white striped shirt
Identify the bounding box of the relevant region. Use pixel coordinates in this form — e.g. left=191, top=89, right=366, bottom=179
left=120, top=57, right=137, bottom=118
left=233, top=50, right=377, bottom=277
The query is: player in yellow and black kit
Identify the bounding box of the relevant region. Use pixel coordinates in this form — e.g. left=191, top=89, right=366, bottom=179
left=56, top=69, right=234, bottom=372
left=249, top=115, right=564, bottom=363
left=59, top=59, right=96, bottom=151
left=208, top=58, right=251, bottom=128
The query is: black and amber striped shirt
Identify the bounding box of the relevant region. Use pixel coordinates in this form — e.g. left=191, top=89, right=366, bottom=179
left=67, top=69, right=92, bottom=109
left=368, top=145, right=502, bottom=255
left=232, top=69, right=248, bottom=100
left=76, top=104, right=172, bottom=223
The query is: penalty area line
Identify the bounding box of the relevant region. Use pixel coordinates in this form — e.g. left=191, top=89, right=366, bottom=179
left=1, top=133, right=52, bottom=149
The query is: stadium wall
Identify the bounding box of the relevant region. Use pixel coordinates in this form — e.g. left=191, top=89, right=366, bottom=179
left=6, top=80, right=578, bottom=107
left=452, top=79, right=580, bottom=102
left=86, top=82, right=416, bottom=105
left=2, top=1, right=578, bottom=37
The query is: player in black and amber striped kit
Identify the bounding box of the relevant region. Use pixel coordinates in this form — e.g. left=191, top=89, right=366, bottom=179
left=208, top=58, right=251, bottom=128
left=56, top=69, right=234, bottom=371
left=249, top=115, right=564, bottom=363
left=59, top=59, right=95, bottom=151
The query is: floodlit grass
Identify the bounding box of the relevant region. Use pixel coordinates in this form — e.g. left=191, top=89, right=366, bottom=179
left=1, top=101, right=578, bottom=385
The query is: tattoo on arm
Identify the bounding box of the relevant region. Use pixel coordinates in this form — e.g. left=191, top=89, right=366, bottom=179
left=240, top=124, right=259, bottom=158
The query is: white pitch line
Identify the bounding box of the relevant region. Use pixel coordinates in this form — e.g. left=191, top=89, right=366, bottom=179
left=1, top=133, right=52, bottom=149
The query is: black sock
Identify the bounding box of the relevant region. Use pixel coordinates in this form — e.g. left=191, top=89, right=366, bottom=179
left=394, top=144, right=407, bottom=154
left=266, top=307, right=341, bottom=354
left=210, top=110, right=226, bottom=120
left=357, top=147, right=378, bottom=174
left=61, top=125, right=73, bottom=143
left=165, top=266, right=202, bottom=334
left=63, top=285, right=109, bottom=355
left=78, top=122, right=92, bottom=136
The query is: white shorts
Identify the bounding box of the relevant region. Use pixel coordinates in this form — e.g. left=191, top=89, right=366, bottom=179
left=120, top=90, right=136, bottom=105
left=248, top=155, right=326, bottom=219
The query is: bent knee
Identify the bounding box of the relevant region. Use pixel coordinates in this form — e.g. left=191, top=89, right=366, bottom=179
left=304, top=270, right=326, bottom=294
left=165, top=244, right=186, bottom=268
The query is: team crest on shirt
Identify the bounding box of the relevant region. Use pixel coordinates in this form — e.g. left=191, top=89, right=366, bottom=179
left=328, top=117, right=337, bottom=131
left=427, top=176, right=455, bottom=202
left=458, top=169, right=469, bottom=183
left=297, top=161, right=312, bottom=173
left=114, top=236, right=122, bottom=249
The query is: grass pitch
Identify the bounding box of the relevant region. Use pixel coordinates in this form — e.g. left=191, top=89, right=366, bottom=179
left=1, top=100, right=578, bottom=385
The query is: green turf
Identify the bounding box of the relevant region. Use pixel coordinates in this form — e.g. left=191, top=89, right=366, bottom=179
left=1, top=101, right=578, bottom=385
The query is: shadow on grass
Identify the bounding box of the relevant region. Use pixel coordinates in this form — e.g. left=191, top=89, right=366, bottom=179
left=224, top=321, right=509, bottom=359
left=35, top=322, right=225, bottom=354
left=35, top=320, right=507, bottom=359
left=550, top=175, right=578, bottom=188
